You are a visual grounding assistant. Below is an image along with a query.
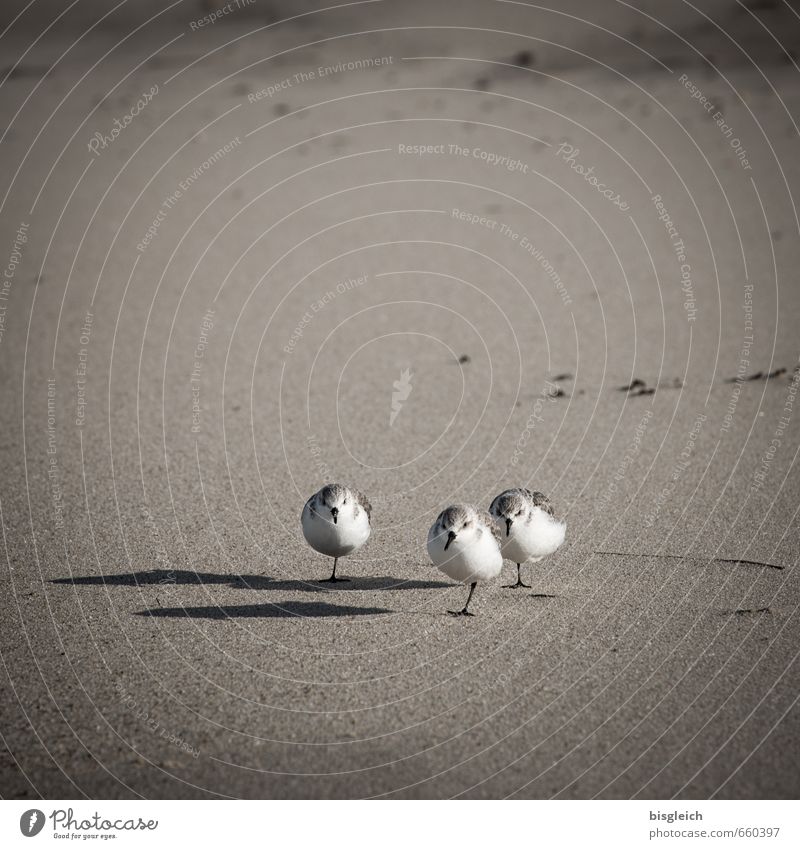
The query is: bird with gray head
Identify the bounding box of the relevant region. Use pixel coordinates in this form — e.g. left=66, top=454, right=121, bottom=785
left=301, top=483, right=372, bottom=582
left=427, top=504, right=503, bottom=616
left=489, top=488, right=566, bottom=590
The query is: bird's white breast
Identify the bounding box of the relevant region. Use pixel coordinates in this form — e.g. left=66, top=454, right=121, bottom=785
left=427, top=525, right=503, bottom=584
left=498, top=507, right=565, bottom=562
left=301, top=503, right=370, bottom=558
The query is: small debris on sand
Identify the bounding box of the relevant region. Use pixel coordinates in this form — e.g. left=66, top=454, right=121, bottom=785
left=512, top=50, right=535, bottom=67
left=725, top=367, right=786, bottom=383
left=596, top=551, right=784, bottom=570
left=2, top=65, right=50, bottom=80
left=619, top=379, right=655, bottom=396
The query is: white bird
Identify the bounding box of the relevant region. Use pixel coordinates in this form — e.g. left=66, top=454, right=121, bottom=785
left=489, top=488, right=566, bottom=590
left=427, top=504, right=503, bottom=616
left=301, top=483, right=372, bottom=582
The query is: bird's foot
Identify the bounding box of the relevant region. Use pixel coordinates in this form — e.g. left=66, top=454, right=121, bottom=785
left=448, top=608, right=475, bottom=617
left=502, top=580, right=532, bottom=589
left=319, top=576, right=351, bottom=583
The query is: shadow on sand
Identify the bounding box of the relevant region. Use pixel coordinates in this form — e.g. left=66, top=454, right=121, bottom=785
left=51, top=569, right=452, bottom=591
left=134, top=600, right=392, bottom=619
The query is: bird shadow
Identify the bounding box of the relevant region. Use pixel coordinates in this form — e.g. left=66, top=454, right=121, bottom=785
left=51, top=569, right=453, bottom=592
left=594, top=552, right=784, bottom=570
left=134, top=601, right=392, bottom=619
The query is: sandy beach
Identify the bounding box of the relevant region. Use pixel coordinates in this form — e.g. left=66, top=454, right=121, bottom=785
left=0, top=0, right=798, bottom=799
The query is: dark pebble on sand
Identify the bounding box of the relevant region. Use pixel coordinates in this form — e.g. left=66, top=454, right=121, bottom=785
left=2, top=65, right=49, bottom=80
left=725, top=367, right=786, bottom=383
left=620, top=378, right=656, bottom=396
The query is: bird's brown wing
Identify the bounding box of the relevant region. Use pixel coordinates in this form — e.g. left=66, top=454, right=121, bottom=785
left=482, top=510, right=501, bottom=543
left=354, top=489, right=372, bottom=523
left=524, top=489, right=555, bottom=517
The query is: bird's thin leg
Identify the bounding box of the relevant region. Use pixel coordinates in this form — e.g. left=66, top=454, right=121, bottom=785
left=449, top=582, right=476, bottom=616
left=503, top=563, right=532, bottom=589
left=463, top=581, right=477, bottom=612
left=320, top=557, right=350, bottom=583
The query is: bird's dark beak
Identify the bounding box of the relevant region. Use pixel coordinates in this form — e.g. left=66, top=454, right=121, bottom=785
left=505, top=518, right=512, bottom=537
left=444, top=530, right=457, bottom=551
left=331, top=507, right=338, bottom=524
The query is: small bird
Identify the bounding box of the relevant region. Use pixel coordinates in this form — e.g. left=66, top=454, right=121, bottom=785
left=427, top=504, right=503, bottom=616
left=301, top=483, right=371, bottom=582
left=489, top=488, right=566, bottom=589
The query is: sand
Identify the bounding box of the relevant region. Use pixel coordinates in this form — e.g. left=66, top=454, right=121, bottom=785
left=0, top=0, right=798, bottom=799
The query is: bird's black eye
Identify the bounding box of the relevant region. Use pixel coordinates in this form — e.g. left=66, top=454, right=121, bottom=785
left=516, top=509, right=523, bottom=516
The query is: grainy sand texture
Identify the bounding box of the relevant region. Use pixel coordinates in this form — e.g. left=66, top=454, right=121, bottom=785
left=0, top=0, right=798, bottom=799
